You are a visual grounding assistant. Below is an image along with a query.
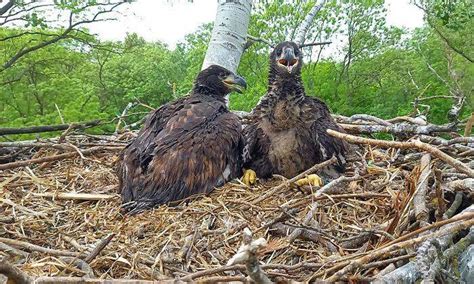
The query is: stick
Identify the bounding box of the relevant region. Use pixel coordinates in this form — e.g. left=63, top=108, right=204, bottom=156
left=299, top=41, right=332, bottom=48
left=339, top=122, right=456, bottom=135
left=251, top=156, right=337, bottom=205
left=327, top=129, right=474, bottom=177
left=413, top=154, right=431, bottom=226
left=312, top=210, right=474, bottom=280
left=84, top=233, right=115, bottom=263
left=32, top=192, right=117, bottom=201
left=0, top=120, right=101, bottom=135
left=271, top=222, right=321, bottom=243
left=0, top=146, right=123, bottom=171
left=288, top=204, right=320, bottom=244
left=0, top=242, right=29, bottom=258
left=227, top=228, right=271, bottom=284
left=0, top=237, right=82, bottom=257
left=0, top=142, right=72, bottom=149
left=34, top=277, right=175, bottom=283
left=362, top=253, right=416, bottom=270
left=464, top=112, right=474, bottom=137
left=0, top=259, right=32, bottom=284
left=325, top=218, right=474, bottom=281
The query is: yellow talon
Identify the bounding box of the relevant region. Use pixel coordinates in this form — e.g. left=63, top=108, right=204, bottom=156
left=295, top=174, right=323, bottom=187
left=242, top=169, right=257, bottom=186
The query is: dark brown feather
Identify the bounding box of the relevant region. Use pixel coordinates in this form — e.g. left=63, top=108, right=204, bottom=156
left=117, top=65, right=244, bottom=214
left=243, top=42, right=347, bottom=180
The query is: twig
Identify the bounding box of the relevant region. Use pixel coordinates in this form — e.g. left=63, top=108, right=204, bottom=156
left=0, top=120, right=101, bottom=135
left=299, top=41, right=332, bottom=48
left=325, top=218, right=474, bottom=281
left=35, top=277, right=173, bottom=283
left=115, top=102, right=136, bottom=134
left=288, top=204, right=320, bottom=244
left=270, top=222, right=320, bottom=243
left=362, top=253, right=416, bottom=270
left=0, top=237, right=82, bottom=257
left=0, top=142, right=73, bottom=150
left=327, top=129, right=474, bottom=177
left=465, top=112, right=474, bottom=137
left=32, top=192, right=117, bottom=201
left=251, top=156, right=337, bottom=205
left=0, top=146, right=123, bottom=171
left=444, top=192, right=463, bottom=219
left=0, top=259, right=32, bottom=284
left=84, top=233, right=115, bottom=263
left=382, top=208, right=474, bottom=249
left=339, top=122, right=456, bottom=136
left=413, top=154, right=431, bottom=226
left=0, top=242, right=29, bottom=258
left=227, top=228, right=271, bottom=284
left=246, top=34, right=273, bottom=47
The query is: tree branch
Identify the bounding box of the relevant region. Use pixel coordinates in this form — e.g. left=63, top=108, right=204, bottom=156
left=295, top=0, right=326, bottom=45
left=327, top=129, right=474, bottom=177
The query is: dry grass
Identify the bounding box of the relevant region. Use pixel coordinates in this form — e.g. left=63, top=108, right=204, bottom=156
left=0, top=133, right=472, bottom=282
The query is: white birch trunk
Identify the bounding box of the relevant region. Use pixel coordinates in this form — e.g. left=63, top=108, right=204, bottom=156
left=295, top=0, right=326, bottom=44
left=201, top=0, right=252, bottom=73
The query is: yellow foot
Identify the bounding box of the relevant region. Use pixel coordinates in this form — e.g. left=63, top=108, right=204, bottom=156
left=241, top=169, right=257, bottom=186
left=295, top=174, right=323, bottom=187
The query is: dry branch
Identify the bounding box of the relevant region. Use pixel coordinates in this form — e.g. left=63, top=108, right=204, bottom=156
left=339, top=122, right=456, bottom=135
left=227, top=228, right=271, bottom=284
left=1, top=128, right=472, bottom=282
left=325, top=218, right=474, bottom=281
left=84, top=233, right=115, bottom=263
left=0, top=237, right=82, bottom=257
left=32, top=192, right=117, bottom=201
left=0, top=259, right=32, bottom=284
left=0, top=120, right=101, bottom=135
left=251, top=156, right=337, bottom=205
left=413, top=154, right=431, bottom=226
left=327, top=129, right=474, bottom=177
left=0, top=146, right=123, bottom=171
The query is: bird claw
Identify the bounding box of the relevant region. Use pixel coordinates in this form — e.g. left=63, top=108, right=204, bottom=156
left=242, top=169, right=257, bottom=186
left=295, top=174, right=323, bottom=187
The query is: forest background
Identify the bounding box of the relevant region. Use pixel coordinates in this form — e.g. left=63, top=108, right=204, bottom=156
left=0, top=0, right=472, bottom=140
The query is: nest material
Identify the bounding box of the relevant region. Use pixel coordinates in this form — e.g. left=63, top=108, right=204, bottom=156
left=0, top=132, right=472, bottom=283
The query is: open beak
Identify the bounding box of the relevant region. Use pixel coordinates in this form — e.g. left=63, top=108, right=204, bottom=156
left=277, top=47, right=298, bottom=73
left=223, top=73, right=247, bottom=94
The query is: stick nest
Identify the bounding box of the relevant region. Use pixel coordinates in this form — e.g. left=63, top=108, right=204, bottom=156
left=0, top=131, right=472, bottom=282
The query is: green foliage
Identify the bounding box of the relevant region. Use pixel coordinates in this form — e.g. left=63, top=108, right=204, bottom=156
left=1, top=0, right=472, bottom=141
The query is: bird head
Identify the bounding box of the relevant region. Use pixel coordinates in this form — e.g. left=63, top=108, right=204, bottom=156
left=195, top=65, right=247, bottom=96
left=271, top=41, right=303, bottom=76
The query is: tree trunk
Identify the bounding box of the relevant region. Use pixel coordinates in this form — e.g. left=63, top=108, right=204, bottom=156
left=201, top=0, right=252, bottom=73
left=295, top=0, right=327, bottom=45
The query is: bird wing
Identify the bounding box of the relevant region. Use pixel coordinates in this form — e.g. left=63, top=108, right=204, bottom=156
left=304, top=96, right=347, bottom=171
left=242, top=94, right=274, bottom=178
left=116, top=97, right=186, bottom=203
left=118, top=98, right=243, bottom=213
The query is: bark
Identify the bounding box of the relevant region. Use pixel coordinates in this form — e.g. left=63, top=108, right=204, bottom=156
left=202, top=0, right=252, bottom=73
left=375, top=205, right=474, bottom=283
left=413, top=154, right=432, bottom=226
left=0, top=0, right=14, bottom=15
left=295, top=0, right=327, bottom=45
left=0, top=120, right=101, bottom=135
left=327, top=129, right=474, bottom=178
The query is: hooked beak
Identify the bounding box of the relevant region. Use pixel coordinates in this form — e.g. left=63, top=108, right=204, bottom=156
left=277, top=47, right=299, bottom=73
left=223, top=73, right=247, bottom=94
